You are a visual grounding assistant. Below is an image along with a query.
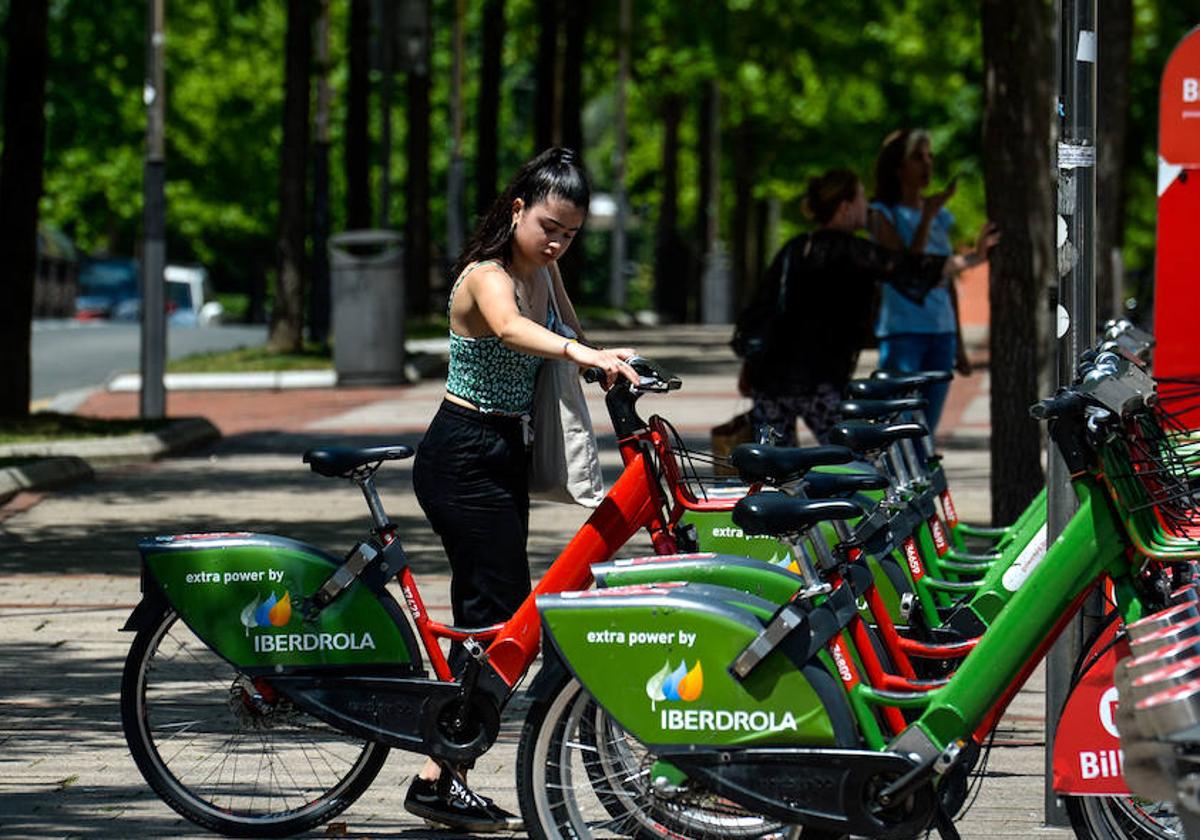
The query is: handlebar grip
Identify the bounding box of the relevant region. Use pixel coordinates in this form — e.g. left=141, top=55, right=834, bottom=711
left=582, top=367, right=605, bottom=384
left=1030, top=390, right=1086, bottom=421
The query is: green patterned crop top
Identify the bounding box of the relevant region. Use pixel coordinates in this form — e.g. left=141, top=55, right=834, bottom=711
left=445, top=261, right=546, bottom=415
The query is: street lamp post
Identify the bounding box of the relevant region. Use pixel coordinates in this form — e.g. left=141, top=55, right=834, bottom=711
left=140, top=0, right=167, bottom=419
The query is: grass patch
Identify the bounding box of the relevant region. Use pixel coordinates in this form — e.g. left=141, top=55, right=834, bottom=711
left=167, top=344, right=333, bottom=373
left=0, top=413, right=172, bottom=444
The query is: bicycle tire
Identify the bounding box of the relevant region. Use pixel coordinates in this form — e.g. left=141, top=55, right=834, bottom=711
left=120, top=608, right=388, bottom=838
left=517, top=673, right=788, bottom=840
left=1065, top=793, right=1183, bottom=840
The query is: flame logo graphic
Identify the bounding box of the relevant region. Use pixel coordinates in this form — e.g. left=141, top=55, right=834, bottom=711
left=240, top=591, right=291, bottom=635
left=645, top=660, right=703, bottom=709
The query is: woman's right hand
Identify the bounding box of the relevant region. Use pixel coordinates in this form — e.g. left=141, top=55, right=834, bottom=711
left=924, top=180, right=957, bottom=217
left=566, top=342, right=640, bottom=389
left=974, top=221, right=1001, bottom=260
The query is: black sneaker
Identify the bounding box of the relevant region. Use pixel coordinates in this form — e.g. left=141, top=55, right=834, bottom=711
left=403, top=774, right=524, bottom=833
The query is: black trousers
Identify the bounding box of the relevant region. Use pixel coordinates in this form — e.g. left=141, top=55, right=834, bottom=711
left=412, top=400, right=531, bottom=674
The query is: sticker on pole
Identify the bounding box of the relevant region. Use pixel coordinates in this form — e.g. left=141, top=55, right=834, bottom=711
left=1056, top=305, right=1071, bottom=339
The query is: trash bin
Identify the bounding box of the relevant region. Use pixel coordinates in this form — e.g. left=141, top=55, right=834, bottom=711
left=329, top=230, right=405, bottom=385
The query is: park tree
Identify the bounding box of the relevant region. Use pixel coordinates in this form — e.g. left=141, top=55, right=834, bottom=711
left=533, top=0, right=589, bottom=297
left=0, top=0, right=49, bottom=418
left=404, top=0, right=433, bottom=315
left=345, top=0, right=370, bottom=231
left=1096, top=0, right=1134, bottom=320
left=475, top=0, right=505, bottom=218
left=981, top=0, right=1057, bottom=524
left=268, top=0, right=311, bottom=353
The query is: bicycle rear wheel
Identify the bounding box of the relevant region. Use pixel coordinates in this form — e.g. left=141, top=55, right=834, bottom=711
left=1065, top=793, right=1183, bottom=840
left=120, top=608, right=387, bottom=837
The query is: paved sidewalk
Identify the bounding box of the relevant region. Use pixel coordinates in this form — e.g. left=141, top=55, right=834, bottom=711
left=0, top=325, right=1074, bottom=839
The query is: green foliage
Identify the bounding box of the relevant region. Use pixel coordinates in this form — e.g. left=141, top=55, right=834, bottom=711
left=1, top=0, right=1183, bottom=319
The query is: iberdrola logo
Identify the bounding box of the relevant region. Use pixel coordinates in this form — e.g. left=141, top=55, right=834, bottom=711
left=645, top=660, right=703, bottom=710
left=240, top=591, right=292, bottom=635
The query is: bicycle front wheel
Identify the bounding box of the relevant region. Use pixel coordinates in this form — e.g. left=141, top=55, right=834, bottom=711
left=1066, top=793, right=1183, bottom=840
left=517, top=674, right=788, bottom=840
left=120, top=608, right=388, bottom=838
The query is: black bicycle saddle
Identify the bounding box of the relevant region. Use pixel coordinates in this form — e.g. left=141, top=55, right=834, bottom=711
left=803, top=469, right=890, bottom=498
left=730, top=444, right=854, bottom=484
left=303, top=445, right=414, bottom=477
left=733, top=494, right=864, bottom=537
left=827, top=421, right=927, bottom=454
left=838, top=397, right=928, bottom=421
left=872, top=369, right=953, bottom=384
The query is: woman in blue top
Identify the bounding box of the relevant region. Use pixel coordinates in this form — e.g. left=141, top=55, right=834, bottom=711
left=869, top=128, right=998, bottom=435
left=406, top=148, right=638, bottom=831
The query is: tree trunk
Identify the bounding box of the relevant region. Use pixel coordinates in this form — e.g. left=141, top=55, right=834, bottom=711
left=534, top=0, right=559, bottom=152
left=654, top=93, right=689, bottom=323
left=553, top=0, right=588, bottom=299
left=475, top=0, right=505, bottom=219
left=310, top=0, right=332, bottom=346
left=345, top=0, right=370, bottom=230
left=404, top=1, right=432, bottom=316
left=1095, top=0, right=1132, bottom=321
left=982, top=0, right=1056, bottom=524
left=0, top=0, right=49, bottom=418
left=696, top=80, right=728, bottom=324
left=731, top=121, right=757, bottom=311
left=268, top=0, right=312, bottom=353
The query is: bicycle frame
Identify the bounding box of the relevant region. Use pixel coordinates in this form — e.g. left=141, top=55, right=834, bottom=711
left=409, top=418, right=683, bottom=684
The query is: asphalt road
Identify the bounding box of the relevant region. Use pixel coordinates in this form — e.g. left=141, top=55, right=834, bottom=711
left=31, top=319, right=267, bottom=403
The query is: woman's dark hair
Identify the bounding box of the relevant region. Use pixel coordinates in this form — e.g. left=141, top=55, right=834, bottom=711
left=872, top=128, right=930, bottom=206
left=801, top=169, right=860, bottom=225
left=453, top=147, right=590, bottom=278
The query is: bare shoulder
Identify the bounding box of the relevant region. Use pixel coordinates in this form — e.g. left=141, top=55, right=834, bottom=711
left=463, top=262, right=514, bottom=298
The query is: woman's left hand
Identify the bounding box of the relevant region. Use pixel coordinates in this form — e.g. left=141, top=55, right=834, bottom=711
left=566, top=342, right=640, bottom=389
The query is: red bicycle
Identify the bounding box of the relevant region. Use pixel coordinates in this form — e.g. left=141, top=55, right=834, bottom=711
left=119, top=356, right=810, bottom=837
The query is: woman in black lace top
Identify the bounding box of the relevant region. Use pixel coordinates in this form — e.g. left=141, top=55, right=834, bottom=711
left=737, top=169, right=997, bottom=444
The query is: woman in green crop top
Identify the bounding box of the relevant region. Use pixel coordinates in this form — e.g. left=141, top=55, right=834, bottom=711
left=406, top=148, right=638, bottom=831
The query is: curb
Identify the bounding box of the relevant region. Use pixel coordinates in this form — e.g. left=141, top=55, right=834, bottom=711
left=0, top=417, right=222, bottom=503
left=0, top=456, right=94, bottom=504
left=101, top=353, right=447, bottom=393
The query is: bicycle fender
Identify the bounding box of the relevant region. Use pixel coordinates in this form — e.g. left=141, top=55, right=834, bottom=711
left=120, top=578, right=168, bottom=632
left=537, top=583, right=855, bottom=750
left=136, top=532, right=423, bottom=674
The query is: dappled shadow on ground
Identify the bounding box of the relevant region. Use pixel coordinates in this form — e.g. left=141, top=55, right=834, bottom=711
left=0, top=427, right=691, bottom=579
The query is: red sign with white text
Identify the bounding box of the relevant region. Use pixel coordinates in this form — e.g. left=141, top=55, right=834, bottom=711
left=1154, top=26, right=1200, bottom=382
left=1052, top=625, right=1131, bottom=795
left=1160, top=26, right=1200, bottom=166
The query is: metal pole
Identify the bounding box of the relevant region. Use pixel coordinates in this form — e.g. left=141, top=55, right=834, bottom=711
left=140, top=0, right=166, bottom=419
left=608, top=0, right=631, bottom=310
left=1044, top=0, right=1097, bottom=825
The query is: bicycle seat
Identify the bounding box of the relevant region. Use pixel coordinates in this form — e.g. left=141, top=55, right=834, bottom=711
left=732, top=494, right=864, bottom=536
left=838, top=397, right=928, bottom=421
left=845, top=378, right=919, bottom=400
left=803, top=469, right=890, bottom=498
left=827, top=421, right=927, bottom=454
left=303, top=445, right=415, bottom=477
left=730, top=444, right=854, bottom=484
left=871, top=369, right=953, bottom=385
